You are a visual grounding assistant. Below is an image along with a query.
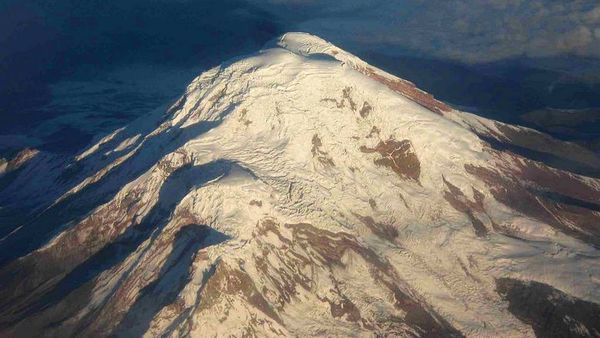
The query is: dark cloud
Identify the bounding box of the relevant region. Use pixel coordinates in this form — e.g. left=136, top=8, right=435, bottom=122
left=0, top=0, right=282, bottom=153
left=250, top=0, right=600, bottom=63
left=0, top=0, right=281, bottom=113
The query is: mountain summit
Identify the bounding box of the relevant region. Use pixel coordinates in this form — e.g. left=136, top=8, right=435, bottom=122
left=0, top=33, right=599, bottom=337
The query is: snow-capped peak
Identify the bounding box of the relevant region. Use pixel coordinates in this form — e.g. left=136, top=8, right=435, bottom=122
left=0, top=33, right=599, bottom=338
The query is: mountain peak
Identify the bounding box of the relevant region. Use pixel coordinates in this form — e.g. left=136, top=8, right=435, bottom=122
left=272, top=32, right=351, bottom=63
left=273, top=32, right=334, bottom=54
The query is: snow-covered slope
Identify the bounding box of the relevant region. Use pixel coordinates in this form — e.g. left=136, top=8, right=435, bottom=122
left=0, top=33, right=599, bottom=337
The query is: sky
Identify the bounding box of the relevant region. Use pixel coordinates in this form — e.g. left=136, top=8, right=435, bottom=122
left=249, top=0, right=600, bottom=63
left=1, top=0, right=599, bottom=155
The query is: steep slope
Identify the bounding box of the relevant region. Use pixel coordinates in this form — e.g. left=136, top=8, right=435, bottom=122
left=0, top=33, right=599, bottom=337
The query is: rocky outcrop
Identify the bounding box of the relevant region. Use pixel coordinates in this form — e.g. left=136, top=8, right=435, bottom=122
left=497, top=278, right=600, bottom=338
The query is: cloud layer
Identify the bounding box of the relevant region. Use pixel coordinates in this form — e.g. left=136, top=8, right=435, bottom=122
left=251, top=0, right=600, bottom=63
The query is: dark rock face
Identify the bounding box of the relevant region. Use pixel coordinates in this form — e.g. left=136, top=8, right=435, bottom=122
left=496, top=278, right=600, bottom=338
left=360, top=139, right=421, bottom=182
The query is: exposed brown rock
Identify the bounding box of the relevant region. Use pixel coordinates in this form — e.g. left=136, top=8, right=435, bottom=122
left=513, top=159, right=600, bottom=205
left=342, top=87, right=357, bottom=112
left=360, top=139, right=420, bottom=182
left=494, top=123, right=600, bottom=170
left=368, top=198, right=377, bottom=210
left=0, top=153, right=199, bottom=324
left=442, top=177, right=489, bottom=237
left=496, top=278, right=600, bottom=338
left=471, top=121, right=600, bottom=176
left=359, top=102, right=372, bottom=118
left=320, top=87, right=357, bottom=112
left=457, top=258, right=482, bottom=283
left=0, top=183, right=147, bottom=323
left=238, top=108, right=252, bottom=126
left=198, top=262, right=283, bottom=326
left=366, top=126, right=380, bottom=138
left=252, top=219, right=463, bottom=336
left=249, top=200, right=263, bottom=207
left=2, top=148, right=39, bottom=175
left=311, top=134, right=335, bottom=167
left=465, top=163, right=600, bottom=246
left=327, top=297, right=361, bottom=322
left=354, top=213, right=399, bottom=241
left=358, top=67, right=451, bottom=116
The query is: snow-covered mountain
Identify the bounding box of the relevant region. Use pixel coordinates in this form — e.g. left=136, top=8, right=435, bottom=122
left=0, top=33, right=599, bottom=337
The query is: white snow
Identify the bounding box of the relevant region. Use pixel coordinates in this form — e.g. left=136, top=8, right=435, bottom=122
left=8, top=32, right=599, bottom=337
